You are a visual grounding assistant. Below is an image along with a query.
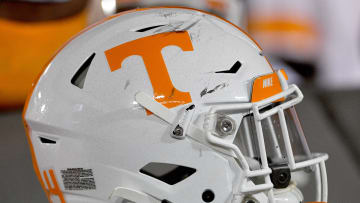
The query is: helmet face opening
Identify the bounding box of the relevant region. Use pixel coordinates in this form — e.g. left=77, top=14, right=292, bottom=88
left=236, top=106, right=312, bottom=168
left=205, top=70, right=328, bottom=202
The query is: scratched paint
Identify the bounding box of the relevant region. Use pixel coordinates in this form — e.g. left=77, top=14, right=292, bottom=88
left=200, top=83, right=229, bottom=97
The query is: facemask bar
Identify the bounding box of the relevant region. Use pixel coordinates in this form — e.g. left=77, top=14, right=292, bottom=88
left=205, top=71, right=328, bottom=202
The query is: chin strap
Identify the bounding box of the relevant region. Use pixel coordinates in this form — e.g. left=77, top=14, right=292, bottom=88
left=135, top=91, right=238, bottom=157
left=135, top=91, right=195, bottom=139
left=135, top=92, right=177, bottom=124
left=109, top=187, right=165, bottom=203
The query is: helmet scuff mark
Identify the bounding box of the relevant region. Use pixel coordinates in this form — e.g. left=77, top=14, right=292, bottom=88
left=124, top=80, right=130, bottom=90
left=200, top=83, right=229, bottom=97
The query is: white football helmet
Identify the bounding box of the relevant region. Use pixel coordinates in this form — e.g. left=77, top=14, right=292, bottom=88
left=23, top=7, right=328, bottom=203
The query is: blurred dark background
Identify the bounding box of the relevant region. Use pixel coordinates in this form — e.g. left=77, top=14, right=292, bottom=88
left=0, top=0, right=359, bottom=202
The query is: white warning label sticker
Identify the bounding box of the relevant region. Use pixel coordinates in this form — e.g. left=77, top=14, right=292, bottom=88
left=60, top=168, right=96, bottom=190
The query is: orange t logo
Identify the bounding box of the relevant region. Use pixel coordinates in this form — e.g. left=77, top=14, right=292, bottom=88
left=105, top=31, right=193, bottom=112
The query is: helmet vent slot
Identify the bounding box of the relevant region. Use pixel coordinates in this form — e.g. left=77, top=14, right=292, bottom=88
left=135, top=25, right=165, bottom=32
left=39, top=137, right=56, bottom=144
left=139, top=162, right=196, bottom=185
left=215, top=61, right=242, bottom=74
left=71, top=53, right=95, bottom=89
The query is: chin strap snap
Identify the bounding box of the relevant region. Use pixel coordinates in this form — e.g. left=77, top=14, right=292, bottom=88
left=171, top=104, right=195, bottom=139
left=269, top=164, right=291, bottom=189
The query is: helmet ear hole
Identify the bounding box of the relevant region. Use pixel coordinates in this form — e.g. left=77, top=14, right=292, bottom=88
left=202, top=189, right=215, bottom=202
left=139, top=162, right=196, bottom=185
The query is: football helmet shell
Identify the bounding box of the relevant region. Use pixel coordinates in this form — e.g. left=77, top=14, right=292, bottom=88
left=23, top=7, right=328, bottom=203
